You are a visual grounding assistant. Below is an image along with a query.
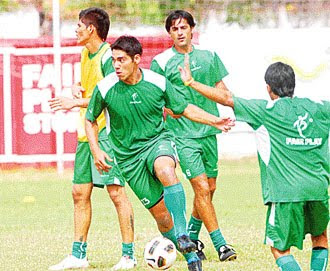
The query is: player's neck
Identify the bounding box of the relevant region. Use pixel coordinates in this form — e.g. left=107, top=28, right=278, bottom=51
left=174, top=44, right=193, bottom=54
left=85, top=37, right=104, bottom=54
left=123, top=68, right=142, bottom=85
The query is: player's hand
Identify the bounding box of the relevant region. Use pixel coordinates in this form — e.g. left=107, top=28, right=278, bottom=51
left=48, top=96, right=76, bottom=111
left=178, top=53, right=193, bottom=84
left=164, top=108, right=182, bottom=119
left=93, top=149, right=112, bottom=174
left=72, top=83, right=85, bottom=99
left=212, top=117, right=235, bottom=132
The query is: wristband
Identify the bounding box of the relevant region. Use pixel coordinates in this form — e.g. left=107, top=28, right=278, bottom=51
left=184, top=77, right=194, bottom=86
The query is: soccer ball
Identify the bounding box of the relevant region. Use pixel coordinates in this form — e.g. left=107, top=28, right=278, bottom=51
left=144, top=236, right=177, bottom=270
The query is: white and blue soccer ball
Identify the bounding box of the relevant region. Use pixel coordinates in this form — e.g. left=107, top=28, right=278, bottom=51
left=144, top=236, right=177, bottom=270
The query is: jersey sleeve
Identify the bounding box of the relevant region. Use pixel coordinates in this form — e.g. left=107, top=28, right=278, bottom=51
left=85, top=86, right=106, bottom=122
left=150, top=59, right=165, bottom=76
left=319, top=100, right=330, bottom=120
left=213, top=52, right=228, bottom=82
left=164, top=79, right=188, bottom=115
left=101, top=48, right=115, bottom=77
left=233, top=96, right=266, bottom=129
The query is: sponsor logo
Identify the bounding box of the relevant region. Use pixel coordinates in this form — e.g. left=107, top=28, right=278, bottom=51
left=286, top=113, right=322, bottom=146
left=130, top=92, right=142, bottom=104
left=190, top=60, right=202, bottom=72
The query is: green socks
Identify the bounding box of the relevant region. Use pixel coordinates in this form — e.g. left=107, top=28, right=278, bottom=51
left=276, top=255, right=301, bottom=271
left=122, top=242, right=134, bottom=259
left=163, top=183, right=187, bottom=238
left=210, top=229, right=226, bottom=251
left=72, top=241, right=87, bottom=259
left=162, top=227, right=199, bottom=263
left=188, top=215, right=202, bottom=241
left=311, top=248, right=328, bottom=271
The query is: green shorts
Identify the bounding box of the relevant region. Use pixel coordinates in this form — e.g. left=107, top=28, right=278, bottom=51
left=175, top=135, right=218, bottom=179
left=73, top=140, right=125, bottom=188
left=120, top=139, right=177, bottom=209
left=264, top=200, right=329, bottom=251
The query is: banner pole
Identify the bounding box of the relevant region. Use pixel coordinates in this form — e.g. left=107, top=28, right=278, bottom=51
left=53, top=0, right=64, bottom=173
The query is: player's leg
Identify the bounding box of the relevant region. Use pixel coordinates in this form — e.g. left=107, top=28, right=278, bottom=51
left=305, top=200, right=329, bottom=271
left=153, top=155, right=196, bottom=254
left=179, top=136, right=236, bottom=261
left=265, top=202, right=303, bottom=271
left=94, top=140, right=136, bottom=270
left=149, top=199, right=202, bottom=271
left=49, top=142, right=92, bottom=270
left=107, top=185, right=136, bottom=270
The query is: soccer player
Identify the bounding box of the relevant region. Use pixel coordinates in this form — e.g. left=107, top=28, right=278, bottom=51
left=48, top=8, right=136, bottom=271
left=150, top=10, right=237, bottom=262
left=85, top=36, right=235, bottom=271
left=179, top=55, right=329, bottom=271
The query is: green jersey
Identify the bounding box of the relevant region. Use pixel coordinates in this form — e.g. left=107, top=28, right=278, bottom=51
left=233, top=96, right=329, bottom=204
left=150, top=45, right=228, bottom=138
left=86, top=69, right=188, bottom=166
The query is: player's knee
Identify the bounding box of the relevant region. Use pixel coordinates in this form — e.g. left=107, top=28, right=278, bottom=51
left=209, top=183, right=216, bottom=195
left=194, top=181, right=211, bottom=198
left=72, top=187, right=88, bottom=202
left=108, top=186, right=126, bottom=206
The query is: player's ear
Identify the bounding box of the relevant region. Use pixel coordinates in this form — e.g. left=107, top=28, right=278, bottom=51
left=87, top=24, right=94, bottom=34
left=133, top=54, right=141, bottom=65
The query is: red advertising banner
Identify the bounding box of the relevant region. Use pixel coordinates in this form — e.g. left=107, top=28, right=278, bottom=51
left=0, top=54, right=4, bottom=155
left=11, top=52, right=80, bottom=155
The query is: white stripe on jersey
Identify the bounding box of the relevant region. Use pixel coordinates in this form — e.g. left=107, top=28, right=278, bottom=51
left=142, top=69, right=166, bottom=92
left=255, top=125, right=271, bottom=166
left=101, top=48, right=112, bottom=66
left=153, top=48, right=175, bottom=72
left=97, top=72, right=119, bottom=98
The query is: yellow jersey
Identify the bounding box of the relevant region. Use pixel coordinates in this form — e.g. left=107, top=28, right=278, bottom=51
left=77, top=42, right=113, bottom=142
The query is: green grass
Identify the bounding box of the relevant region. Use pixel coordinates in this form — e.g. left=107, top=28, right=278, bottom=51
left=0, top=157, right=323, bottom=270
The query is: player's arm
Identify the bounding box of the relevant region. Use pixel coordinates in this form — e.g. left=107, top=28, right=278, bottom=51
left=182, top=104, right=234, bottom=132
left=179, top=53, right=234, bottom=108
left=164, top=79, right=234, bottom=132
left=85, top=87, right=112, bottom=173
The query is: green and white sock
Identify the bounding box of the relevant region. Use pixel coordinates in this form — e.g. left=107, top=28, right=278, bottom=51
left=210, top=229, right=226, bottom=251
left=311, top=247, right=328, bottom=271
left=163, top=183, right=187, bottom=238
left=276, top=255, right=301, bottom=271
left=187, top=215, right=202, bottom=241
left=72, top=241, right=87, bottom=259
left=122, top=242, right=134, bottom=259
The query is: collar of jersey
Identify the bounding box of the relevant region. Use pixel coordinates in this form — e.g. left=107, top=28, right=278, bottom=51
left=172, top=44, right=195, bottom=55
left=88, top=42, right=108, bottom=59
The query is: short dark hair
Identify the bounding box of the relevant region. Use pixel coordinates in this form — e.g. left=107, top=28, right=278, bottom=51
left=264, top=62, right=295, bottom=98
left=79, top=7, right=110, bottom=41
left=111, top=36, right=143, bottom=59
left=165, top=10, right=196, bottom=33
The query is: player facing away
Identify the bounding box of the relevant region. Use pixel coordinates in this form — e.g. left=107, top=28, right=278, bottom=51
left=48, top=8, right=136, bottom=271
left=85, top=36, right=235, bottom=271
left=179, top=55, right=329, bottom=271
left=150, top=10, right=237, bottom=262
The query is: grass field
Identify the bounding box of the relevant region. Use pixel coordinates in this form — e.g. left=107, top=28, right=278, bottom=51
left=0, top=157, right=326, bottom=271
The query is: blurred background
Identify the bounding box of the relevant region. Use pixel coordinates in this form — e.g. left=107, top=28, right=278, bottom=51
left=0, top=0, right=329, bottom=170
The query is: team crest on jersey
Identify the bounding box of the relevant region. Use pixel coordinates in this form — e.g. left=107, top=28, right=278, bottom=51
left=286, top=112, right=322, bottom=146
left=130, top=92, right=142, bottom=104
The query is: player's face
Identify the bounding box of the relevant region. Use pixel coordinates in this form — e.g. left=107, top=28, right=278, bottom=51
left=112, top=49, right=138, bottom=83
left=169, top=18, right=193, bottom=51
left=75, top=20, right=92, bottom=45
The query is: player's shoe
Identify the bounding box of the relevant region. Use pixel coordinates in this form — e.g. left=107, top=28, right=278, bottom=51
left=177, top=234, right=197, bottom=254
left=187, top=259, right=202, bottom=271
left=48, top=255, right=89, bottom=270
left=218, top=244, right=237, bottom=262
left=192, top=240, right=207, bottom=261
left=110, top=255, right=137, bottom=270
